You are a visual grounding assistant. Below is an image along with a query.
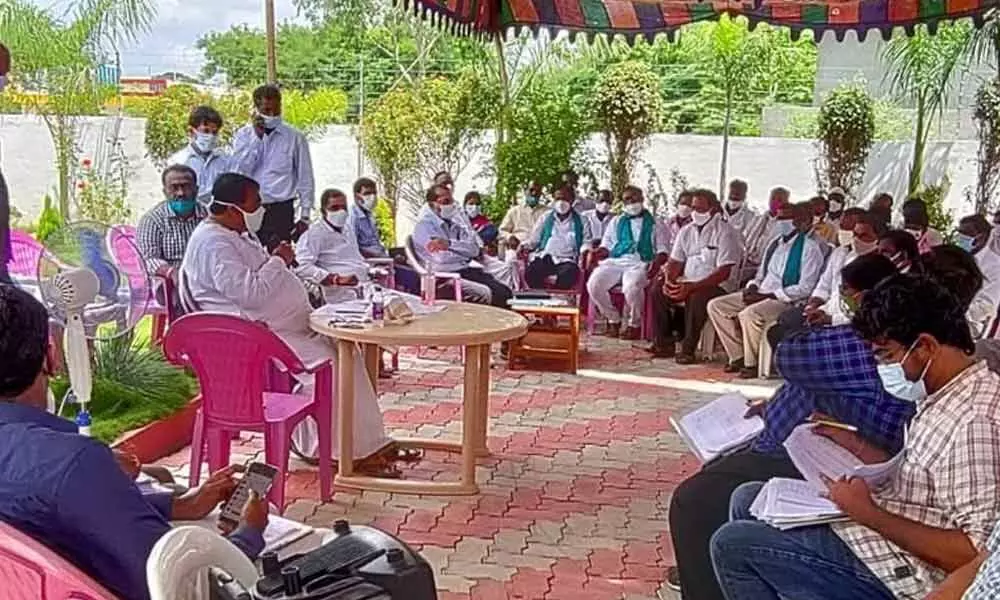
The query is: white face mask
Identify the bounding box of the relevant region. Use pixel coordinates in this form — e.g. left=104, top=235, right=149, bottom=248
left=853, top=236, right=877, bottom=255
left=192, top=131, right=218, bottom=153
left=439, top=203, right=458, bottom=220
left=596, top=201, right=611, bottom=215
left=726, top=200, right=743, bottom=211
left=837, top=229, right=854, bottom=247
left=211, top=200, right=266, bottom=234
left=624, top=203, right=643, bottom=217
left=554, top=200, right=571, bottom=215
left=876, top=340, right=932, bottom=403
left=325, top=209, right=349, bottom=229
left=465, top=204, right=481, bottom=218
left=677, top=205, right=693, bottom=219
left=775, top=219, right=797, bottom=237
left=829, top=200, right=844, bottom=213
left=0, top=75, right=8, bottom=93
left=261, top=114, right=282, bottom=129
left=691, top=211, right=711, bottom=226
left=361, top=193, right=378, bottom=211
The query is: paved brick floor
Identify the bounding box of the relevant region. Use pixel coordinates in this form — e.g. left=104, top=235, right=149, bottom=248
left=156, top=335, right=778, bottom=600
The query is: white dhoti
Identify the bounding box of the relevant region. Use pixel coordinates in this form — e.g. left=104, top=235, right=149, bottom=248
left=278, top=328, right=390, bottom=461
left=480, top=253, right=521, bottom=291
left=586, top=259, right=648, bottom=328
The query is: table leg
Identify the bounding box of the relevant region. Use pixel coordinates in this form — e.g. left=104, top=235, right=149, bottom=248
left=474, top=344, right=491, bottom=457
left=336, top=338, right=355, bottom=478
left=461, top=343, right=483, bottom=490
left=363, top=342, right=379, bottom=387
left=570, top=311, right=580, bottom=374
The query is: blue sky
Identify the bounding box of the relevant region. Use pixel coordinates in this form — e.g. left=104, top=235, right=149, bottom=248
left=27, top=0, right=306, bottom=77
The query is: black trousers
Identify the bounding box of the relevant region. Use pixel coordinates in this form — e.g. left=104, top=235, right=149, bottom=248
left=767, top=305, right=809, bottom=351
left=525, top=255, right=580, bottom=290
left=259, top=199, right=295, bottom=251
left=669, top=451, right=800, bottom=600
left=651, top=280, right=725, bottom=355
left=458, top=267, right=513, bottom=309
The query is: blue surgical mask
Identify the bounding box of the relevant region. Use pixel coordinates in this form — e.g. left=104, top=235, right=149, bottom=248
left=168, top=197, right=197, bottom=217
left=525, top=195, right=540, bottom=208
left=955, top=233, right=977, bottom=253
left=876, top=339, right=932, bottom=403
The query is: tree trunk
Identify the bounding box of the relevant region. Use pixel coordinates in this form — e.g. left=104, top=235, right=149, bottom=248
left=719, top=88, right=733, bottom=199
left=909, top=94, right=927, bottom=196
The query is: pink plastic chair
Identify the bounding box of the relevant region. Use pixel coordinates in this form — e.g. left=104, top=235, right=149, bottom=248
left=107, top=225, right=172, bottom=342
left=162, top=313, right=333, bottom=511
left=9, top=230, right=43, bottom=280
left=0, top=521, right=116, bottom=600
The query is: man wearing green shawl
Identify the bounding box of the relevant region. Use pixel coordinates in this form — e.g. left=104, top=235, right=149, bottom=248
left=522, top=185, right=592, bottom=289
left=586, top=186, right=669, bottom=340
left=707, top=202, right=827, bottom=378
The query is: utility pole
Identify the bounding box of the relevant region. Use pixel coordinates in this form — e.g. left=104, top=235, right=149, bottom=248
left=264, top=0, right=277, bottom=83
left=356, top=56, right=365, bottom=178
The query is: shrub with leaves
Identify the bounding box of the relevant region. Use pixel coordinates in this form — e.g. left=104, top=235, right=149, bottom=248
left=975, top=78, right=1000, bottom=213
left=34, top=195, right=63, bottom=242
left=910, top=177, right=954, bottom=236
left=814, top=83, right=876, bottom=199
left=589, top=61, right=664, bottom=198
left=373, top=198, right=395, bottom=247
left=75, top=152, right=132, bottom=225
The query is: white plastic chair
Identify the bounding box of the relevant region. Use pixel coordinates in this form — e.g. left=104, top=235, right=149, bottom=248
left=146, top=526, right=258, bottom=600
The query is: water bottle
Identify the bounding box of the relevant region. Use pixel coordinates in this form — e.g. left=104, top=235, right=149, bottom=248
left=76, top=409, right=92, bottom=437
left=371, top=285, right=385, bottom=327
left=421, top=266, right=437, bottom=306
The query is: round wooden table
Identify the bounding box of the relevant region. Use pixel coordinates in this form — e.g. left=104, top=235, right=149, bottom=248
left=310, top=301, right=528, bottom=495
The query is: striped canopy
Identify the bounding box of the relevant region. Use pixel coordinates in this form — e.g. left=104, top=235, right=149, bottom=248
left=410, top=0, right=1000, bottom=40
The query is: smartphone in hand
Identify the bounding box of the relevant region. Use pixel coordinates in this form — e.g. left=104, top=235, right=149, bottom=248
left=218, top=462, right=278, bottom=529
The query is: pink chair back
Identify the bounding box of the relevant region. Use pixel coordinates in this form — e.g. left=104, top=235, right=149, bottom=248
left=0, top=521, right=116, bottom=599
left=10, top=231, right=43, bottom=279
left=106, top=225, right=146, bottom=294
left=163, top=313, right=306, bottom=428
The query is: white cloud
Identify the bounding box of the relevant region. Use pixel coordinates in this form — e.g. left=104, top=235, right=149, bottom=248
left=28, top=0, right=308, bottom=77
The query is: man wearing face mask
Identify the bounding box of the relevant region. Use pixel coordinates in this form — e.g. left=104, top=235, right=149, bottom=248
left=587, top=186, right=670, bottom=340
left=721, top=179, right=756, bottom=244
left=666, top=190, right=694, bottom=254
left=136, top=165, right=207, bottom=308
left=581, top=190, right=615, bottom=269
left=167, top=106, right=246, bottom=205
left=827, top=187, right=847, bottom=229
left=181, top=173, right=397, bottom=476
left=0, top=43, right=10, bottom=283
left=413, top=184, right=513, bottom=308
left=738, top=186, right=791, bottom=284
left=521, top=185, right=591, bottom=290
left=901, top=198, right=944, bottom=254
left=707, top=202, right=827, bottom=378
left=712, top=274, right=1000, bottom=600
left=231, top=84, right=315, bottom=252
left=294, top=189, right=368, bottom=304
left=499, top=181, right=548, bottom=253
left=810, top=195, right=839, bottom=245
left=350, top=177, right=388, bottom=259
left=952, top=215, right=1000, bottom=338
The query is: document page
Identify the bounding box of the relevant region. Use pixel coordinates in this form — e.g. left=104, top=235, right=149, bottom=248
left=671, top=393, right=764, bottom=462
left=783, top=424, right=905, bottom=489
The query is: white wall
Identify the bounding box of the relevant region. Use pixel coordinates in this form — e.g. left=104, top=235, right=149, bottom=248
left=0, top=115, right=979, bottom=240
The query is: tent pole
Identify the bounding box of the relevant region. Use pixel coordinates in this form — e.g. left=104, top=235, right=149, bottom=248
left=265, top=0, right=277, bottom=83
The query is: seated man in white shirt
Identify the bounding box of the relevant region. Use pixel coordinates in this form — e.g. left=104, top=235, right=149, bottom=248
left=648, top=189, right=742, bottom=361
left=956, top=214, right=1000, bottom=337
left=499, top=181, right=548, bottom=252
left=522, top=185, right=592, bottom=290
left=737, top=187, right=791, bottom=284
left=294, top=188, right=369, bottom=304
left=706, top=201, right=826, bottom=378
left=766, top=208, right=876, bottom=348
left=181, top=173, right=399, bottom=477
left=721, top=178, right=756, bottom=243
left=586, top=186, right=670, bottom=340
left=168, top=106, right=248, bottom=205
left=665, top=190, right=694, bottom=255
left=581, top=190, right=614, bottom=269
left=413, top=184, right=513, bottom=309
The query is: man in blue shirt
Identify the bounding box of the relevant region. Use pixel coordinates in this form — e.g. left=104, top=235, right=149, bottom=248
left=413, top=183, right=513, bottom=309
left=350, top=177, right=388, bottom=258
left=0, top=284, right=269, bottom=600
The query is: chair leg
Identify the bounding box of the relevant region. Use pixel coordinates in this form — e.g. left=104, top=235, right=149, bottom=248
left=314, top=366, right=334, bottom=503
left=205, top=427, right=232, bottom=477
left=151, top=314, right=167, bottom=345
left=189, top=411, right=205, bottom=487
left=264, top=426, right=289, bottom=513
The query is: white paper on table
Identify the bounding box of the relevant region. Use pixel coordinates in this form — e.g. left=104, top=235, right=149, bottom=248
left=783, top=424, right=905, bottom=490
left=670, top=392, right=764, bottom=463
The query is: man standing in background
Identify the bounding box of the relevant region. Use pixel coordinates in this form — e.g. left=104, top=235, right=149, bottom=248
left=0, top=43, right=10, bottom=283
left=231, top=84, right=315, bottom=250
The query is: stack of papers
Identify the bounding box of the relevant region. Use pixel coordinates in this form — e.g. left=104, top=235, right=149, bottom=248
left=749, top=478, right=847, bottom=530
left=670, top=393, right=765, bottom=463
left=262, top=515, right=315, bottom=554
left=783, top=424, right=905, bottom=490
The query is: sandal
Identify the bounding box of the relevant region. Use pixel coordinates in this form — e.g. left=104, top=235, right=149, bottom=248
left=352, top=455, right=402, bottom=479
left=392, top=446, right=423, bottom=463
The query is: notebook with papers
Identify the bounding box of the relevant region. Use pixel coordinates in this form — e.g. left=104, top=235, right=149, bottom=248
left=783, top=423, right=905, bottom=490
left=670, top=392, right=765, bottom=463
left=749, top=477, right=847, bottom=530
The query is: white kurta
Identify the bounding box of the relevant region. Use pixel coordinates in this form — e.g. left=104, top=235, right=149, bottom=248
left=181, top=221, right=389, bottom=459
left=295, top=218, right=370, bottom=304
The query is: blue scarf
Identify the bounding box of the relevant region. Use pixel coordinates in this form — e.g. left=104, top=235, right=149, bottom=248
left=611, top=211, right=655, bottom=262
left=763, top=232, right=807, bottom=286
left=539, top=211, right=583, bottom=255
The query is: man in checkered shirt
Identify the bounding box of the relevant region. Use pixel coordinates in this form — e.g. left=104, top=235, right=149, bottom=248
left=136, top=165, right=206, bottom=304
left=712, top=274, right=1000, bottom=600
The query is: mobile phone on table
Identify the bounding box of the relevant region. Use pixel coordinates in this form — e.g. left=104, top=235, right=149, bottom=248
left=219, top=462, right=278, bottom=528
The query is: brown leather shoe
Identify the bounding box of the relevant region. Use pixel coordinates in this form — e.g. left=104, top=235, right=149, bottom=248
left=645, top=345, right=675, bottom=358
left=620, top=326, right=641, bottom=340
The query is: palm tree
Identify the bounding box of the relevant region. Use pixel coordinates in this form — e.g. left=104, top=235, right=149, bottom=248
left=0, top=0, right=156, bottom=220
left=880, top=22, right=972, bottom=195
